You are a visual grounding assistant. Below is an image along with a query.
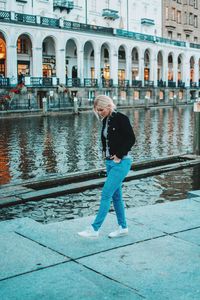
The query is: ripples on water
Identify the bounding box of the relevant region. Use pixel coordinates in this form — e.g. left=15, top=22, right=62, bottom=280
left=0, top=106, right=194, bottom=185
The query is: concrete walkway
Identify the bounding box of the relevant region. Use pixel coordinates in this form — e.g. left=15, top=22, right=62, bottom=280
left=0, top=190, right=200, bottom=299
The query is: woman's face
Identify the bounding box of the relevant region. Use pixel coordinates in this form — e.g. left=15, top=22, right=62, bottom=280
left=96, top=105, right=111, bottom=118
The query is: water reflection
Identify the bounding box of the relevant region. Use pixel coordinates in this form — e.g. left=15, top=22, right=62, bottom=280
left=0, top=106, right=194, bottom=185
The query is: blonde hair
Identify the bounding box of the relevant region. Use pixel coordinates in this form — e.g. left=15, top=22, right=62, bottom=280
left=93, top=95, right=116, bottom=118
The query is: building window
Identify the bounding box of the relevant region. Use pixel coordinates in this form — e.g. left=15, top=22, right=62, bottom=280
left=168, top=31, right=173, bottom=39
left=177, top=11, right=181, bottom=23
left=17, top=38, right=28, bottom=54
left=91, top=0, right=97, bottom=11
left=194, top=36, right=198, bottom=43
left=189, top=13, right=193, bottom=25
left=172, top=8, right=176, bottom=21
left=189, top=0, right=194, bottom=6
left=177, top=0, right=182, bottom=3
left=184, top=12, right=187, bottom=24
left=0, top=1, right=6, bottom=10
left=194, top=15, right=198, bottom=27
left=194, top=0, right=198, bottom=8
left=166, top=7, right=169, bottom=20
left=177, top=33, right=182, bottom=40
left=186, top=34, right=190, bottom=41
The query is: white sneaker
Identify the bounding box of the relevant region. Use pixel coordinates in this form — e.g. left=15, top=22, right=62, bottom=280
left=77, top=226, right=99, bottom=238
left=108, top=226, right=128, bottom=238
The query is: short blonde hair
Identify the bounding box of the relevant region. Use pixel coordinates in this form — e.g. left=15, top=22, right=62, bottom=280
left=93, top=94, right=116, bottom=112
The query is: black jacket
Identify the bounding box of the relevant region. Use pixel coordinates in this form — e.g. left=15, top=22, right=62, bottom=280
left=101, top=111, right=136, bottom=159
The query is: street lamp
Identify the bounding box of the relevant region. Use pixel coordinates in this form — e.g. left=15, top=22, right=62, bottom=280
left=85, top=0, right=88, bottom=24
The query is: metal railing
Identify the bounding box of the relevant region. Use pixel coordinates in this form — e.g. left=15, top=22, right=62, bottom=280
left=118, top=80, right=129, bottom=88
left=15, top=13, right=36, bottom=24
left=41, top=17, right=59, bottom=27
left=66, top=78, right=81, bottom=87
left=190, top=82, right=197, bottom=88
left=132, top=80, right=142, bottom=87
left=28, top=77, right=59, bottom=86
left=102, top=79, right=113, bottom=88
left=84, top=78, right=98, bottom=87
left=157, top=80, right=166, bottom=87
left=0, top=77, right=10, bottom=87
left=168, top=81, right=176, bottom=88
left=144, top=80, right=154, bottom=87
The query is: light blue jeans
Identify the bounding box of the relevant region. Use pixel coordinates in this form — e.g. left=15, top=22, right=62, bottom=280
left=92, top=157, right=132, bottom=231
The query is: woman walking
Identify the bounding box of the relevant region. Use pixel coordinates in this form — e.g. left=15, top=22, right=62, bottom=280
left=78, top=95, right=135, bottom=238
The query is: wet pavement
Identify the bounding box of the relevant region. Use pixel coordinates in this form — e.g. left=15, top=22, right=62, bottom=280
left=0, top=190, right=200, bottom=300
left=0, top=165, right=200, bottom=224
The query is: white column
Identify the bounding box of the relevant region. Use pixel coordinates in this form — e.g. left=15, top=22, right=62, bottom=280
left=94, top=49, right=101, bottom=80
left=56, top=47, right=66, bottom=84
left=139, top=57, right=144, bottom=85
left=32, top=47, right=43, bottom=77
left=194, top=57, right=199, bottom=84
left=151, top=52, right=158, bottom=87
left=173, top=55, right=178, bottom=86
left=162, top=53, right=168, bottom=86
left=183, top=57, right=190, bottom=88
left=110, top=48, right=118, bottom=86
left=126, top=48, right=132, bottom=83
left=77, top=49, right=84, bottom=84
left=7, top=44, right=17, bottom=85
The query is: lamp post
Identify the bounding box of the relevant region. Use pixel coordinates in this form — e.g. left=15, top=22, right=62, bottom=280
left=85, top=0, right=88, bottom=25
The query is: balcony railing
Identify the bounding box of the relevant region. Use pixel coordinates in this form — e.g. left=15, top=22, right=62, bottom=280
left=15, top=13, right=36, bottom=24
left=84, top=78, right=98, bottom=87
left=190, top=81, right=197, bottom=88
left=53, top=1, right=74, bottom=12
left=168, top=81, right=176, bottom=88
left=157, top=80, right=166, bottom=87
left=178, top=81, right=185, bottom=88
left=26, top=77, right=59, bottom=87
left=144, top=80, right=154, bottom=87
left=102, top=79, right=113, bottom=88
left=0, top=10, right=194, bottom=49
left=66, top=78, right=81, bottom=87
left=41, top=17, right=59, bottom=27
left=0, top=77, right=10, bottom=87
left=141, top=18, right=155, bottom=26
left=102, top=9, right=119, bottom=20
left=118, top=80, right=129, bottom=88
left=132, top=80, right=142, bottom=87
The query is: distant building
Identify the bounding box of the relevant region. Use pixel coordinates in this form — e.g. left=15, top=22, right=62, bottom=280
left=0, top=0, right=199, bottom=109
left=162, top=0, right=200, bottom=44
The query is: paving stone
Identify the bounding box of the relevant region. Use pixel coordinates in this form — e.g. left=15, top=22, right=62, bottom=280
left=78, top=235, right=200, bottom=300
left=0, top=232, right=69, bottom=280
left=0, top=217, right=41, bottom=234
left=126, top=198, right=200, bottom=233
left=16, top=214, right=164, bottom=259
left=174, top=227, right=200, bottom=246
left=0, top=262, right=142, bottom=300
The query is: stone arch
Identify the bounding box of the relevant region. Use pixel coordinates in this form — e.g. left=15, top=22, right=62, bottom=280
left=0, top=31, right=7, bottom=76
left=65, top=38, right=78, bottom=79
left=131, top=47, right=139, bottom=80
left=100, top=42, right=111, bottom=80
left=16, top=33, right=33, bottom=79
left=42, top=36, right=57, bottom=77
left=83, top=40, right=95, bottom=79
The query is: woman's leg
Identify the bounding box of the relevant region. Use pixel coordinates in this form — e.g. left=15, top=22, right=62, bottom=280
left=112, top=186, right=127, bottom=229
left=92, top=159, right=131, bottom=231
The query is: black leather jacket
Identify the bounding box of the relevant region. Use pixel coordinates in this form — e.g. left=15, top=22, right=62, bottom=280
left=101, top=111, right=136, bottom=159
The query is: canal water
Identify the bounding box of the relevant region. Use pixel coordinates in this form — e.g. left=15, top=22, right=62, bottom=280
left=0, top=105, right=200, bottom=223
left=0, top=106, right=195, bottom=185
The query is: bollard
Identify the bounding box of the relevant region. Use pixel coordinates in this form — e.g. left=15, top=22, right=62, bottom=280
left=193, top=100, right=200, bottom=155
left=145, top=96, right=149, bottom=109
left=73, top=96, right=79, bottom=114
left=42, top=97, right=48, bottom=114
